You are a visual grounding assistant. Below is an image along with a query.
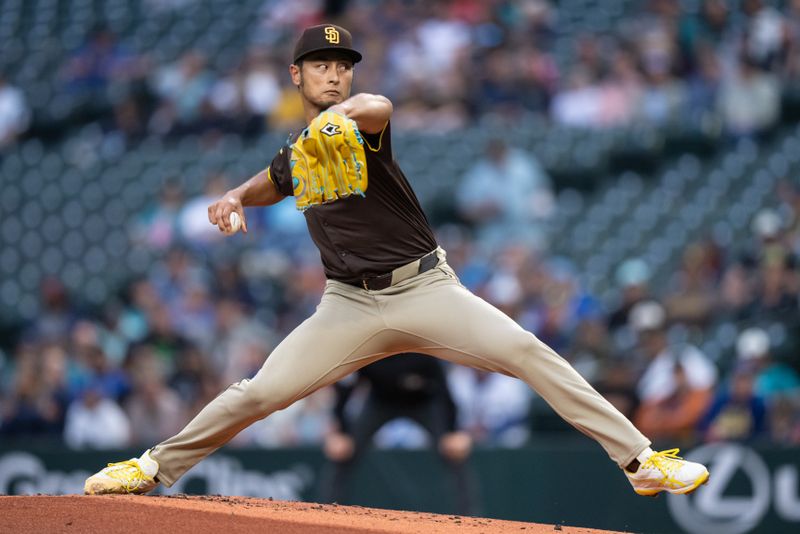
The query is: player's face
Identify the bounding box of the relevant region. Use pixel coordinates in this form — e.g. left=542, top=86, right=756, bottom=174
left=292, top=53, right=354, bottom=110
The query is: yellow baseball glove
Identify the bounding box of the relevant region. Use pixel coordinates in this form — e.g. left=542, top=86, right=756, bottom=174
left=290, top=111, right=368, bottom=211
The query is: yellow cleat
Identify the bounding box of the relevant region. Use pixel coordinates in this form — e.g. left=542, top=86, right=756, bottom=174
left=626, top=448, right=710, bottom=496
left=84, top=449, right=159, bottom=495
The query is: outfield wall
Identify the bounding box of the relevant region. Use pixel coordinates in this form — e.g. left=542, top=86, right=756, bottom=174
left=0, top=441, right=797, bottom=534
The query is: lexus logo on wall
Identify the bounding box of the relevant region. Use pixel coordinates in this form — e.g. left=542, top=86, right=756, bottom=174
left=667, top=443, right=772, bottom=534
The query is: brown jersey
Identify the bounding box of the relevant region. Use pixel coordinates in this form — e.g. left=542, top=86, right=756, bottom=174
left=268, top=121, right=438, bottom=282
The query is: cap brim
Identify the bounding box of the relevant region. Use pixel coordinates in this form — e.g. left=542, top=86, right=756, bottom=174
left=294, top=47, right=362, bottom=64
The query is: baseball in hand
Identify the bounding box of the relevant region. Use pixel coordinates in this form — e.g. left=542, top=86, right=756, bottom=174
left=227, top=211, right=242, bottom=234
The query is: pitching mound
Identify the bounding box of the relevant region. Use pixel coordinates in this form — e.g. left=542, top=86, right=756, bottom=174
left=1, top=495, right=628, bottom=533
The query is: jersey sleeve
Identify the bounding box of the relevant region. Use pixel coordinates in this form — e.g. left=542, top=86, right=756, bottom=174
left=360, top=121, right=392, bottom=160
left=266, top=144, right=294, bottom=197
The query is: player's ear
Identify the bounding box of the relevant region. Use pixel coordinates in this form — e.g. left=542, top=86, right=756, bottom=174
left=290, top=63, right=302, bottom=88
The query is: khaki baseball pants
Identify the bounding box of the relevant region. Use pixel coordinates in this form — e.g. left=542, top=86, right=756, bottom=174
left=151, top=250, right=650, bottom=486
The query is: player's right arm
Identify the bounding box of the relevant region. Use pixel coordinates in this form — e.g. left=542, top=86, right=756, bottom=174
left=208, top=147, right=291, bottom=233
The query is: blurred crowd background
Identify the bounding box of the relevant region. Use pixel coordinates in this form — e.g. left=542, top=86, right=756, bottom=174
left=2, top=0, right=800, bottom=454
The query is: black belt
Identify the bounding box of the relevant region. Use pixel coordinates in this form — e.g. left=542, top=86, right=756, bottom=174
left=347, top=251, right=439, bottom=291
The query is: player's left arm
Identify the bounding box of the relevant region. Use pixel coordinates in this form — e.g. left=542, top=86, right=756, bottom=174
left=328, top=93, right=392, bottom=134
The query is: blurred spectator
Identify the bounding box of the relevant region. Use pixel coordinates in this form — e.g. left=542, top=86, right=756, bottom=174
left=472, top=48, right=525, bottom=117
left=211, top=297, right=273, bottom=384
left=171, top=282, right=217, bottom=351
left=745, top=250, right=799, bottom=321
left=769, top=396, right=800, bottom=444
left=664, top=241, right=720, bottom=328
left=480, top=259, right=524, bottom=321
left=26, top=277, right=79, bottom=344
left=701, top=365, right=768, bottom=442
left=684, top=45, right=722, bottom=119
left=456, top=139, right=553, bottom=249
left=148, top=247, right=210, bottom=307
left=178, top=174, right=231, bottom=247
left=114, top=279, right=160, bottom=347
left=3, top=0, right=798, bottom=144
left=242, top=52, right=282, bottom=123
left=104, top=92, right=151, bottom=145
left=635, top=0, right=681, bottom=81
left=752, top=207, right=784, bottom=254
left=169, top=345, right=221, bottom=415
left=777, top=181, right=800, bottom=255
left=130, top=179, right=185, bottom=251
left=631, top=301, right=717, bottom=441
left=635, top=360, right=715, bottom=443
left=551, top=68, right=603, bottom=128
left=594, top=363, right=641, bottom=421
left=60, top=26, right=143, bottom=98
left=677, top=0, right=730, bottom=71
left=139, top=307, right=191, bottom=374
left=719, top=261, right=755, bottom=319
left=213, top=262, right=256, bottom=306
left=639, top=67, right=687, bottom=126
left=566, top=310, right=614, bottom=384
left=598, top=51, right=644, bottom=127
left=741, top=0, right=789, bottom=70
left=150, top=51, right=214, bottom=135
left=417, top=4, right=471, bottom=78
left=740, top=209, right=800, bottom=321
left=63, top=382, right=131, bottom=449
left=525, top=259, right=590, bottom=355
left=608, top=258, right=652, bottom=334
left=572, top=34, right=605, bottom=85
left=718, top=56, right=780, bottom=138
left=448, top=366, right=532, bottom=446
left=208, top=49, right=281, bottom=136
left=268, top=86, right=306, bottom=131
left=71, top=326, right=130, bottom=401
left=786, top=0, right=800, bottom=78
left=0, top=344, right=69, bottom=441
left=0, top=74, right=30, bottom=148
left=274, top=259, right=329, bottom=334
left=736, top=327, right=800, bottom=402
left=124, top=346, right=186, bottom=445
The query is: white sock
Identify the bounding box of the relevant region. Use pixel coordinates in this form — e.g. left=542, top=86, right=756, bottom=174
left=139, top=449, right=160, bottom=478
left=636, top=447, right=655, bottom=465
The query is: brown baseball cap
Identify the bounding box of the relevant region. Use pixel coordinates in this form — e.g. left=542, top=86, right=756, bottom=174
left=293, top=24, right=362, bottom=64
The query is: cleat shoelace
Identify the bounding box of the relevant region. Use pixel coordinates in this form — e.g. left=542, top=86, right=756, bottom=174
left=105, top=460, right=147, bottom=492
left=642, top=448, right=684, bottom=488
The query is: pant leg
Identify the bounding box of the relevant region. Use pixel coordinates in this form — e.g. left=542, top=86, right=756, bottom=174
left=377, top=263, right=651, bottom=469
left=151, top=281, right=394, bottom=486
left=319, top=399, right=396, bottom=504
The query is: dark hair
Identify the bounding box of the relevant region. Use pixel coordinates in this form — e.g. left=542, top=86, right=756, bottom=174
left=295, top=50, right=355, bottom=68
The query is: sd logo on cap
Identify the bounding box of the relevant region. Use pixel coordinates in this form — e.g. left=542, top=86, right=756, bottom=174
left=293, top=24, right=362, bottom=64
left=324, top=26, right=339, bottom=44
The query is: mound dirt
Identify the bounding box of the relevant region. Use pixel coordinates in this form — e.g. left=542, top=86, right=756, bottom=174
left=0, top=495, right=628, bottom=533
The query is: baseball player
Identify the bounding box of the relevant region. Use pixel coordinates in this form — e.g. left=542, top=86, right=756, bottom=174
left=318, top=352, right=475, bottom=514
left=85, top=24, right=710, bottom=499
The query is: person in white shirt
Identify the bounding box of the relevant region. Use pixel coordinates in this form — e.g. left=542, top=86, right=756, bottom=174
left=630, top=301, right=717, bottom=440
left=0, top=76, right=29, bottom=148
left=631, top=301, right=718, bottom=403
left=64, top=385, right=131, bottom=449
